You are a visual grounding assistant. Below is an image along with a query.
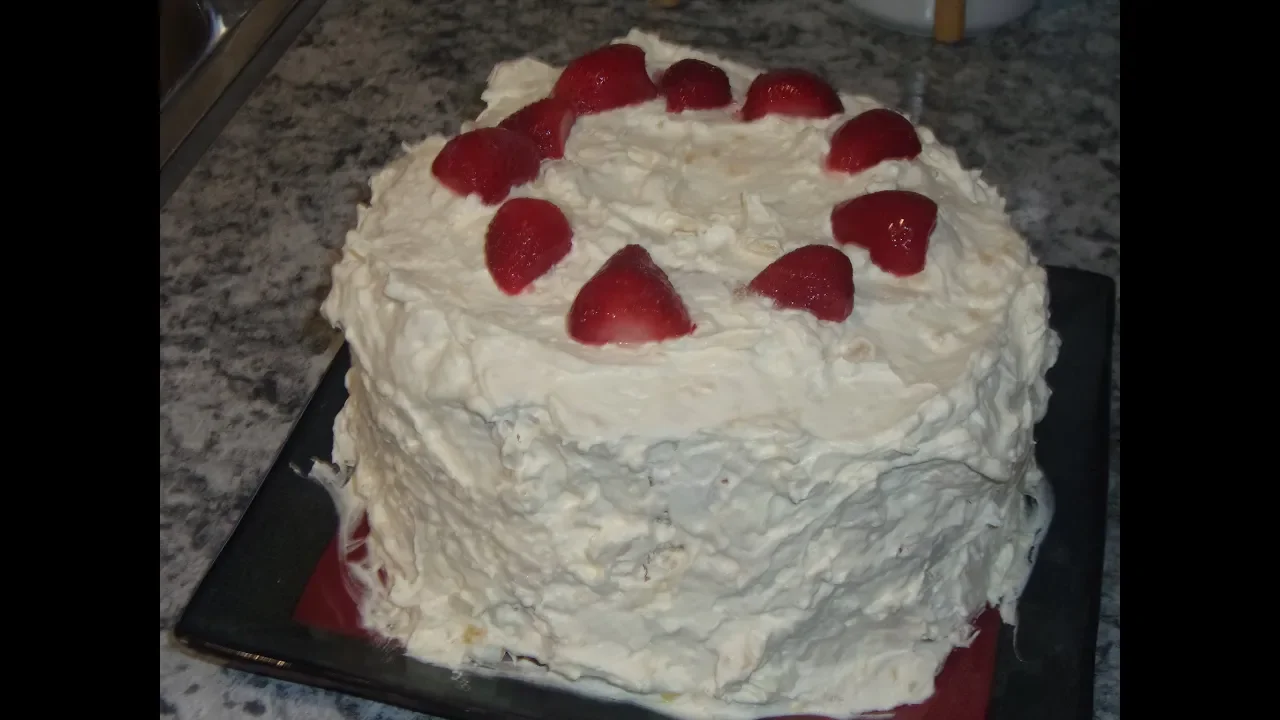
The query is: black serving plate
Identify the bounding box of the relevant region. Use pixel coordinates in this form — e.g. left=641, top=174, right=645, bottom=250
left=174, top=266, right=1115, bottom=720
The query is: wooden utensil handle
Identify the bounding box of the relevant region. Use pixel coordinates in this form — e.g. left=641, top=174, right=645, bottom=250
left=934, top=0, right=967, bottom=44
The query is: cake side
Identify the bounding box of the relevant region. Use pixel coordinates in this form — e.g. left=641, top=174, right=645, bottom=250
left=320, top=29, right=1060, bottom=719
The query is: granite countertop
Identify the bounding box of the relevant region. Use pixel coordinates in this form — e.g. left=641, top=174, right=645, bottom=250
left=159, top=0, right=1120, bottom=717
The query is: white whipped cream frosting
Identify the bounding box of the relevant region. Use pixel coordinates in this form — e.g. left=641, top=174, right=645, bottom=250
left=319, top=29, right=1061, bottom=719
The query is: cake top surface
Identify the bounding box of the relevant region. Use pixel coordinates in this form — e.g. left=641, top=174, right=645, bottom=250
left=324, top=30, right=1043, bottom=446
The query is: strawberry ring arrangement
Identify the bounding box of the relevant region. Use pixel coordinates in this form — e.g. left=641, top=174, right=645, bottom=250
left=319, top=30, right=1059, bottom=720
left=434, top=42, right=938, bottom=344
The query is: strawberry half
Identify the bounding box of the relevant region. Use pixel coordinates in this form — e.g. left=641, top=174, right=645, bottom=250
left=826, top=108, right=923, bottom=175
left=553, top=43, right=660, bottom=115
left=740, top=69, right=844, bottom=121
left=659, top=59, right=733, bottom=112
left=499, top=96, right=578, bottom=161
left=485, top=198, right=574, bottom=295
left=430, top=127, right=541, bottom=205
left=745, top=245, right=854, bottom=323
left=831, top=190, right=938, bottom=277
left=567, top=245, right=696, bottom=345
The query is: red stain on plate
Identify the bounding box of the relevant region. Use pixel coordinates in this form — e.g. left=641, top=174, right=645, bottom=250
left=293, top=513, right=1003, bottom=719
left=293, top=514, right=379, bottom=640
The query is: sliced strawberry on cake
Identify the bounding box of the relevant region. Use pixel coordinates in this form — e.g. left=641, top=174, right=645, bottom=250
left=499, top=96, right=578, bottom=161
left=745, top=245, right=854, bottom=322
left=740, top=69, right=844, bottom=121
left=658, top=59, right=733, bottom=112
left=553, top=43, right=660, bottom=115
left=831, top=190, right=938, bottom=277
left=567, top=245, right=696, bottom=345
left=430, top=127, right=541, bottom=205
left=485, top=198, right=574, bottom=295
left=827, top=108, right=923, bottom=175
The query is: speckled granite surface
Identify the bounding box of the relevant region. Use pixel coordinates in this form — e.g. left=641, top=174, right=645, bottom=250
left=159, top=0, right=1120, bottom=717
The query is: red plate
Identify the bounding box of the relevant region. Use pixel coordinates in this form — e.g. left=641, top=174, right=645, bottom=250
left=294, top=514, right=1002, bottom=720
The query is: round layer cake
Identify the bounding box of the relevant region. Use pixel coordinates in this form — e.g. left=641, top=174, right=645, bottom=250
left=319, top=29, right=1059, bottom=720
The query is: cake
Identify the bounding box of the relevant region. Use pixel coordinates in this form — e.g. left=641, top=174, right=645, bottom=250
left=316, top=29, right=1060, bottom=719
